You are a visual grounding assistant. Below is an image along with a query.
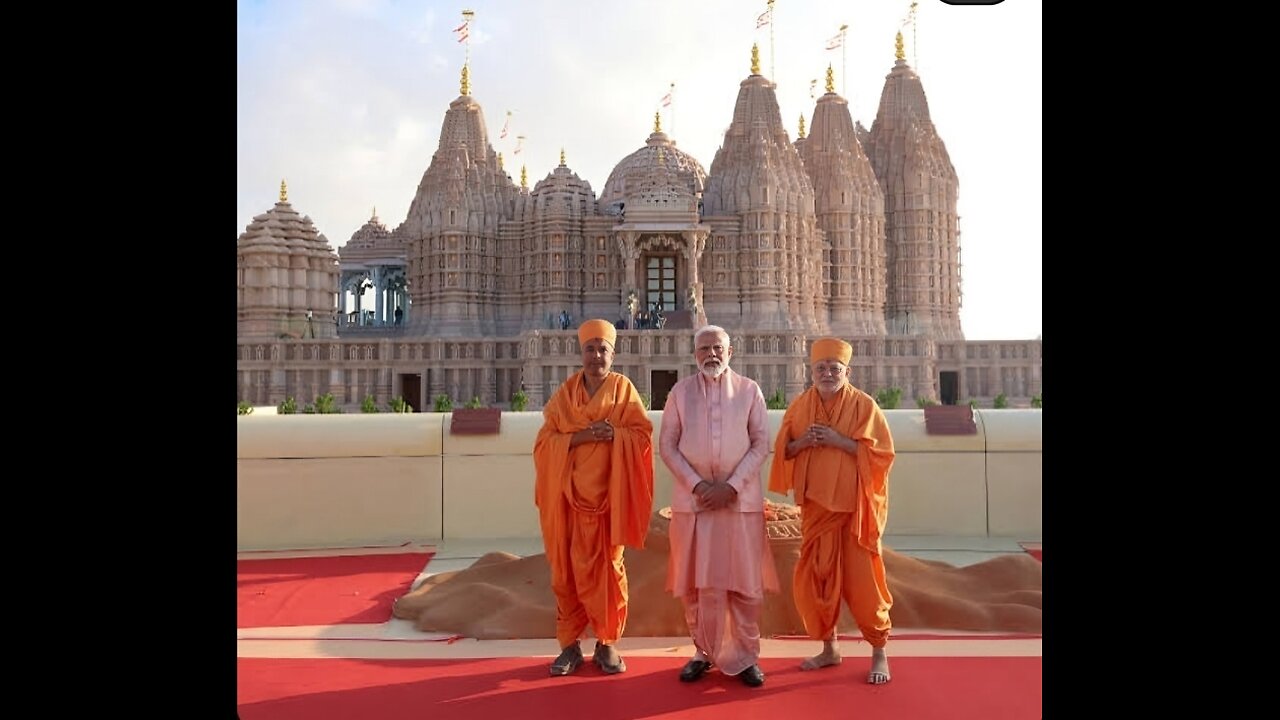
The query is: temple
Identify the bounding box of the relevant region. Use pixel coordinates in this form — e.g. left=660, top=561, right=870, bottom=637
left=236, top=34, right=1041, bottom=412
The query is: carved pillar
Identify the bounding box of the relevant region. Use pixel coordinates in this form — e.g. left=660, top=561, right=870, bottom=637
left=615, top=232, right=641, bottom=291
left=680, top=230, right=708, bottom=285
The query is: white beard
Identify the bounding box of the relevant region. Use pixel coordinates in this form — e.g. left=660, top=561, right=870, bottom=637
left=700, top=362, right=728, bottom=379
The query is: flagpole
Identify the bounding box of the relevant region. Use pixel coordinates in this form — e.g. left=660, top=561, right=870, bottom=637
left=840, top=24, right=848, bottom=99
left=668, top=82, right=675, bottom=137
left=768, top=0, right=776, bottom=81
left=462, top=9, right=474, bottom=66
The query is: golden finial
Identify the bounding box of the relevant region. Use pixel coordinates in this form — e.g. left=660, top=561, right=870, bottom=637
left=279, top=179, right=288, bottom=202
left=826, top=64, right=835, bottom=94
left=497, top=152, right=504, bottom=170
left=461, top=64, right=471, bottom=96
left=653, top=111, right=662, bottom=133
left=751, top=44, right=760, bottom=75
left=798, top=114, right=806, bottom=139
left=895, top=32, right=904, bottom=61
left=520, top=165, right=528, bottom=189
left=560, top=148, right=566, bottom=166
left=372, top=206, right=377, bottom=218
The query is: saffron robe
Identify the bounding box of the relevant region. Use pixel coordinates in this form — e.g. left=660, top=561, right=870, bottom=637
left=768, top=384, right=896, bottom=644
left=534, top=371, right=654, bottom=647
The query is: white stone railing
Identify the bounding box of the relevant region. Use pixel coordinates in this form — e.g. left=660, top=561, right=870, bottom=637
left=237, top=409, right=1041, bottom=551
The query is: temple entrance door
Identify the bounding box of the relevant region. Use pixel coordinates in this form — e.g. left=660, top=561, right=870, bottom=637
left=650, top=370, right=678, bottom=411
left=643, top=254, right=678, bottom=318
left=939, top=371, right=958, bottom=406
left=400, top=374, right=422, bottom=412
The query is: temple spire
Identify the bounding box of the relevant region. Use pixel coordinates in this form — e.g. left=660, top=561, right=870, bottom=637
left=461, top=64, right=471, bottom=96
left=826, top=64, right=835, bottom=94
left=279, top=179, right=288, bottom=202
left=751, top=44, right=760, bottom=75
left=653, top=111, right=662, bottom=133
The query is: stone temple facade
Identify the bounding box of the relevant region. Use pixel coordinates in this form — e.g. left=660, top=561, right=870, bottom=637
left=236, top=37, right=1041, bottom=412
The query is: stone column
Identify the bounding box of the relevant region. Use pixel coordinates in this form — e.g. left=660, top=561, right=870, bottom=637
left=372, top=266, right=384, bottom=326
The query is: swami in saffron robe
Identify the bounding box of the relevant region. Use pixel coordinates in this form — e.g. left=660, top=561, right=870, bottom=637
left=768, top=383, right=896, bottom=647
left=534, top=370, right=654, bottom=648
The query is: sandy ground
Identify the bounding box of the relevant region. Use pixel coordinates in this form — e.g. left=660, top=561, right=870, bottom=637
left=393, top=505, right=1041, bottom=639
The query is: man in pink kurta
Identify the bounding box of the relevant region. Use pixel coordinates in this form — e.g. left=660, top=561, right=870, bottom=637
left=659, top=325, right=779, bottom=687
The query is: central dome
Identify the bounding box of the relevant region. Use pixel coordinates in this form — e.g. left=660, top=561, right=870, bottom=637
left=598, top=130, right=707, bottom=215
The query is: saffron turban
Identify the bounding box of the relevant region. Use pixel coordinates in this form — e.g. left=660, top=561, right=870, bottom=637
left=578, top=319, right=617, bottom=349
left=810, top=337, right=853, bottom=365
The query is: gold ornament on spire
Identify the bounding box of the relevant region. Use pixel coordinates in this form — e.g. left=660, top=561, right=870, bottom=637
left=520, top=165, right=528, bottom=189
left=497, top=152, right=504, bottom=170
left=826, top=64, right=835, bottom=93
left=751, top=44, right=760, bottom=75
left=279, top=179, right=288, bottom=202
left=657, top=146, right=666, bottom=166
left=372, top=206, right=377, bottom=218
left=560, top=148, right=566, bottom=166
left=798, top=114, right=806, bottom=139
left=654, top=111, right=662, bottom=133
left=461, top=64, right=471, bottom=96
left=895, top=32, right=904, bottom=60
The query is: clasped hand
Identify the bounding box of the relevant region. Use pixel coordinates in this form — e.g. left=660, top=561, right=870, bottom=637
left=574, top=420, right=614, bottom=445
left=802, top=423, right=850, bottom=451
left=694, top=480, right=737, bottom=511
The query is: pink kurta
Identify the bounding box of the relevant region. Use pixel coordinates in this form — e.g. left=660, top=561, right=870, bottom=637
left=659, top=368, right=779, bottom=675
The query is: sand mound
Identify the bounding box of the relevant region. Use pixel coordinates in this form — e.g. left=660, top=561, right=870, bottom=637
left=393, top=503, right=1041, bottom=638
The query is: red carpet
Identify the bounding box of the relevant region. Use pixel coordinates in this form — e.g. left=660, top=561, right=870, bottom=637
left=237, top=553, right=433, bottom=628
left=237, top=655, right=1041, bottom=719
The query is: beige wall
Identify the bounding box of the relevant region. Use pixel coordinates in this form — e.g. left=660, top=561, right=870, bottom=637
left=237, top=409, right=1042, bottom=550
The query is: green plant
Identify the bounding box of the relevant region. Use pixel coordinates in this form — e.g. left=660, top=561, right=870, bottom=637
left=237, top=400, right=254, bottom=415
left=1031, top=393, right=1042, bottom=409
left=639, top=392, right=653, bottom=410
left=433, top=394, right=454, bottom=412
left=916, top=396, right=937, bottom=408
left=993, top=392, right=1009, bottom=409
left=510, top=388, right=529, bottom=411
left=389, top=396, right=412, bottom=413
left=361, top=395, right=379, bottom=413
left=875, top=386, right=903, bottom=409
left=967, top=398, right=979, bottom=409
left=465, top=396, right=484, bottom=409
left=765, top=388, right=788, bottom=410
left=278, top=396, right=297, bottom=414
left=315, top=393, right=342, bottom=413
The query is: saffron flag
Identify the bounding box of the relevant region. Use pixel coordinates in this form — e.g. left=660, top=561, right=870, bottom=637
left=455, top=21, right=469, bottom=43
left=661, top=92, right=672, bottom=107
left=756, top=9, right=771, bottom=28
left=826, top=33, right=843, bottom=50
left=513, top=135, right=525, bottom=155
left=500, top=111, right=511, bottom=139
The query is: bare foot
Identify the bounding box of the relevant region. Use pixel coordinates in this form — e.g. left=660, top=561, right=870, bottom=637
left=799, top=648, right=842, bottom=671
left=868, top=648, right=890, bottom=684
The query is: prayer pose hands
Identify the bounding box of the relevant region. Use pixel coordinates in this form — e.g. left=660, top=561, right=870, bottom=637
left=572, top=420, right=614, bottom=446
left=801, top=423, right=855, bottom=453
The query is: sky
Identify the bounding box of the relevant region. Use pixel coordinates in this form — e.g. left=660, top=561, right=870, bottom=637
left=237, top=0, right=1041, bottom=341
